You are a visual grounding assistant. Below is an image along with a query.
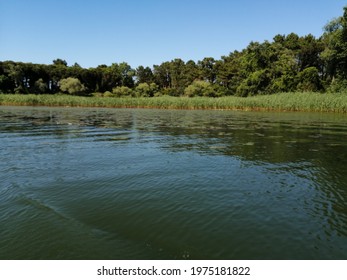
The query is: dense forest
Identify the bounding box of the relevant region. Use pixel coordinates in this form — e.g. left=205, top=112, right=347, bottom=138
left=1, top=7, right=347, bottom=98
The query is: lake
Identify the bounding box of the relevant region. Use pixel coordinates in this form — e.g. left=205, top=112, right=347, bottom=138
left=0, top=106, right=346, bottom=259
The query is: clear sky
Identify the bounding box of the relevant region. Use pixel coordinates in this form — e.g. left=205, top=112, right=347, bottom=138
left=0, top=0, right=346, bottom=68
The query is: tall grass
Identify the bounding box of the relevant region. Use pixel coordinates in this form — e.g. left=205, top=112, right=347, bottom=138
left=0, top=92, right=346, bottom=113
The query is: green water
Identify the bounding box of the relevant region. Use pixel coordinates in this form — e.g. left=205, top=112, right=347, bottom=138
left=0, top=106, right=346, bottom=259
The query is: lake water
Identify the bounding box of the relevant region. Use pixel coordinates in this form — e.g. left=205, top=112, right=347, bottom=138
left=0, top=106, right=346, bottom=260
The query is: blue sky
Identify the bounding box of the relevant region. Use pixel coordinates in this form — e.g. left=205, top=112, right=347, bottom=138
left=0, top=0, right=346, bottom=68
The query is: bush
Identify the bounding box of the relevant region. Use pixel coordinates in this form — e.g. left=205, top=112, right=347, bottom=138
left=103, top=91, right=113, bottom=97
left=59, top=77, right=86, bottom=95
left=327, top=77, right=347, bottom=93
left=184, top=80, right=217, bottom=97
left=135, top=83, right=158, bottom=97
left=161, top=87, right=178, bottom=96
left=112, top=86, right=133, bottom=97
left=92, top=92, right=104, bottom=97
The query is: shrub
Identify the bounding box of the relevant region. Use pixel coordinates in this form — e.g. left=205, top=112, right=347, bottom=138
left=327, top=77, right=347, bottom=93
left=184, top=80, right=216, bottom=97
left=92, top=92, right=104, bottom=97
left=112, top=86, right=133, bottom=97
left=59, top=77, right=86, bottom=95
left=135, top=83, right=158, bottom=97
left=103, top=91, right=113, bottom=97
left=161, top=87, right=178, bottom=96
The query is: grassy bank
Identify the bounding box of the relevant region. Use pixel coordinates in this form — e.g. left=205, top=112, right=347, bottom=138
left=0, top=93, right=347, bottom=113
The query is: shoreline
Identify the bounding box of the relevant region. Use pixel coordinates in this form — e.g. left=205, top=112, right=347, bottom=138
left=0, top=93, right=347, bottom=113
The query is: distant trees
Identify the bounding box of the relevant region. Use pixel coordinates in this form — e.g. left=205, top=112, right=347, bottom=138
left=321, top=6, right=347, bottom=83
left=53, top=59, right=68, bottom=67
left=136, top=66, right=154, bottom=84
left=1, top=6, right=347, bottom=96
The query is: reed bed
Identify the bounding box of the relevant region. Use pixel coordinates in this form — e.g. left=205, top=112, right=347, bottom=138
left=0, top=93, right=346, bottom=113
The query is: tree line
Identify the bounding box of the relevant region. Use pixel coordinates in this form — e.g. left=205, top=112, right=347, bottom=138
left=1, top=6, right=347, bottom=97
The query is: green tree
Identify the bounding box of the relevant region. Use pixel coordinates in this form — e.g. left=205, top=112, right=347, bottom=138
left=236, top=69, right=271, bottom=96
left=112, top=86, right=133, bottom=97
left=6, top=62, right=26, bottom=93
left=216, top=51, right=243, bottom=94
left=48, top=59, right=68, bottom=93
left=182, top=60, right=201, bottom=87
left=53, top=59, right=68, bottom=67
left=0, top=61, right=15, bottom=92
left=0, top=74, right=14, bottom=93
left=268, top=41, right=299, bottom=92
left=136, top=66, right=154, bottom=84
left=297, top=34, right=324, bottom=71
left=99, top=63, right=135, bottom=91
left=34, top=78, right=48, bottom=93
left=321, top=7, right=347, bottom=80
left=135, top=82, right=159, bottom=97
left=118, top=62, right=135, bottom=88
left=297, top=67, right=322, bottom=92
left=80, top=67, right=99, bottom=93
left=59, top=77, right=86, bottom=95
left=198, top=57, right=217, bottom=83
left=184, top=80, right=216, bottom=97
left=153, top=62, right=172, bottom=89
left=167, top=58, right=187, bottom=94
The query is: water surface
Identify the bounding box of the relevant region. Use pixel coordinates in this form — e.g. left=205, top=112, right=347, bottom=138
left=0, top=106, right=347, bottom=259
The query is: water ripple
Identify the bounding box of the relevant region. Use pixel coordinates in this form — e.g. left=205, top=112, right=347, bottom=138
left=1, top=107, right=347, bottom=259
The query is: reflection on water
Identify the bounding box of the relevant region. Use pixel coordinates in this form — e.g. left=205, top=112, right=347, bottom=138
left=0, top=106, right=347, bottom=259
